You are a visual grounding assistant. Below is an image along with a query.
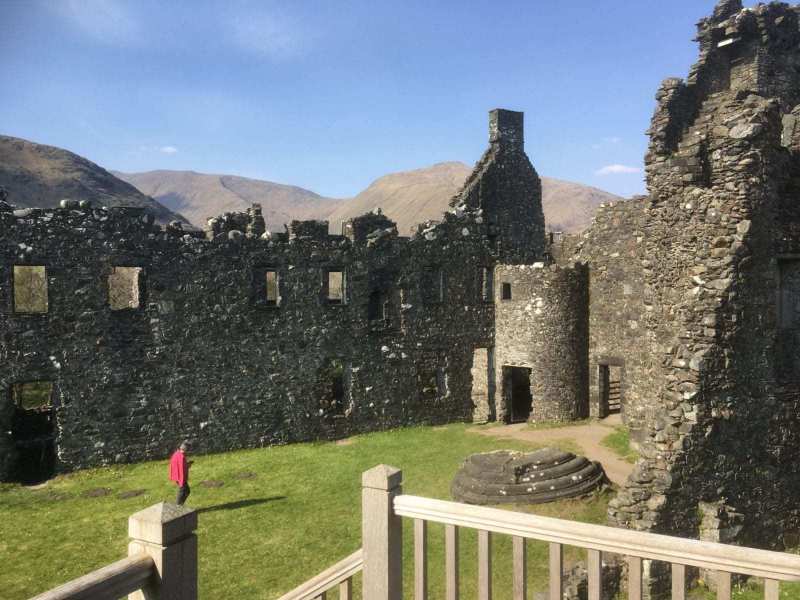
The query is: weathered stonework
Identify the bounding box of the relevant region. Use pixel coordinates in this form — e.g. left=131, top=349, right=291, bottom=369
left=566, top=199, right=648, bottom=432
left=0, top=109, right=591, bottom=482
left=492, top=263, right=589, bottom=423
left=602, top=1, right=800, bottom=595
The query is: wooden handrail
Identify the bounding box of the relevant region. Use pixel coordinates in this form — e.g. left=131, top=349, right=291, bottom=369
left=276, top=549, right=363, bottom=600
left=28, top=554, right=155, bottom=600
left=394, top=495, right=800, bottom=581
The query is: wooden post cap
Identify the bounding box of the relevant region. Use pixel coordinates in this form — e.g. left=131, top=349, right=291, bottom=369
left=362, top=464, right=402, bottom=491
left=129, top=502, right=197, bottom=545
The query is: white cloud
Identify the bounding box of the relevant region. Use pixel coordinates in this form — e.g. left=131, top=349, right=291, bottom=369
left=228, top=11, right=306, bottom=59
left=595, top=164, right=641, bottom=176
left=604, top=136, right=622, bottom=144
left=159, top=146, right=179, bottom=154
left=52, top=0, right=140, bottom=45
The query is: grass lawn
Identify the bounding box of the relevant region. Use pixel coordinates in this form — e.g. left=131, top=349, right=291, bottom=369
left=600, top=425, right=639, bottom=463
left=1, top=423, right=614, bottom=599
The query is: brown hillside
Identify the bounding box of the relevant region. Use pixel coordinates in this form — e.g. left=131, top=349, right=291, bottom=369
left=325, top=162, right=623, bottom=235
left=114, top=170, right=344, bottom=232
left=0, top=135, right=187, bottom=225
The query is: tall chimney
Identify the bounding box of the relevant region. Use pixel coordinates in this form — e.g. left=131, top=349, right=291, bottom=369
left=489, top=109, right=524, bottom=150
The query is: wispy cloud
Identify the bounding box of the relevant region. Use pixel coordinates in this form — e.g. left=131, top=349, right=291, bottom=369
left=159, top=146, right=179, bottom=154
left=51, top=0, right=141, bottom=46
left=604, top=136, right=621, bottom=144
left=595, top=164, right=641, bottom=176
left=228, top=11, right=306, bottom=60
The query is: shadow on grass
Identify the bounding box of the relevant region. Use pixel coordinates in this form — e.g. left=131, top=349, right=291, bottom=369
left=197, top=496, right=286, bottom=514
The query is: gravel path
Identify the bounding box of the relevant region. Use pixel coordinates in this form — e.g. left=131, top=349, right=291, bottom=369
left=469, top=414, right=635, bottom=486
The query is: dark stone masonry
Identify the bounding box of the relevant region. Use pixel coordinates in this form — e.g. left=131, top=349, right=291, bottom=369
left=4, top=3, right=800, bottom=596
left=0, top=109, right=589, bottom=483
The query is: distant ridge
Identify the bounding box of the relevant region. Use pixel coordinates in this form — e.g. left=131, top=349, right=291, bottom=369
left=113, top=170, right=344, bottom=233
left=119, top=163, right=623, bottom=234
left=324, top=162, right=624, bottom=235
left=0, top=135, right=189, bottom=225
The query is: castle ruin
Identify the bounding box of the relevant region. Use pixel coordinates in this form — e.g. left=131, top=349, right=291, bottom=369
left=3, top=2, right=800, bottom=594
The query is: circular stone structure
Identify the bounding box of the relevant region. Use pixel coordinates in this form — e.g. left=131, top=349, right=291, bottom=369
left=451, top=448, right=606, bottom=505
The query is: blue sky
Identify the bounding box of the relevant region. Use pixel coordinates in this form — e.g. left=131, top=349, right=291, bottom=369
left=1, top=1, right=737, bottom=199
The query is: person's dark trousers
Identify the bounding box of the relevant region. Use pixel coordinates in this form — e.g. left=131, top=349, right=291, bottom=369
left=176, top=483, right=190, bottom=505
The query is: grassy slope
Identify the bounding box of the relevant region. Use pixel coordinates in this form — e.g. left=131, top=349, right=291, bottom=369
left=600, top=425, right=639, bottom=464
left=1, top=424, right=607, bottom=599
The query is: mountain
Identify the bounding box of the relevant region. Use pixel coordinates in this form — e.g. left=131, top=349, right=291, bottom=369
left=118, top=163, right=623, bottom=235
left=113, top=170, right=344, bottom=232
left=325, top=162, right=623, bottom=235
left=0, top=135, right=188, bottom=225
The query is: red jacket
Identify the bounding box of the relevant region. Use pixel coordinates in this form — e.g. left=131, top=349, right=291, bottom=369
left=169, top=450, right=188, bottom=487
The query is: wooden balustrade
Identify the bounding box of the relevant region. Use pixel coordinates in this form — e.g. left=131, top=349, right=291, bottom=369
left=360, top=466, right=800, bottom=600
left=28, top=555, right=155, bottom=600
left=275, top=549, right=363, bottom=600
left=28, top=502, right=197, bottom=600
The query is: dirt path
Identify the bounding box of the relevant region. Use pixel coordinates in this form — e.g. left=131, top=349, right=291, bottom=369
left=469, top=414, right=634, bottom=486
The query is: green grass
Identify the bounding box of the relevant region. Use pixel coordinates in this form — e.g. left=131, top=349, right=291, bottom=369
left=601, top=425, right=639, bottom=463
left=0, top=424, right=611, bottom=599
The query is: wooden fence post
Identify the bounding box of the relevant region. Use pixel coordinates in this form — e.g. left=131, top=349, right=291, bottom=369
left=127, top=502, right=198, bottom=600
left=362, top=464, right=403, bottom=600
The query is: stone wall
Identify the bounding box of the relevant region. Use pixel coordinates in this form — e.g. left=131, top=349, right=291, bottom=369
left=493, top=263, right=589, bottom=423
left=567, top=199, right=649, bottom=436
left=607, top=2, right=800, bottom=594
left=0, top=109, right=570, bottom=481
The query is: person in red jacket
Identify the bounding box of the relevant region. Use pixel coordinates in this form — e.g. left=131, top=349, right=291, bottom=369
left=168, top=441, right=192, bottom=505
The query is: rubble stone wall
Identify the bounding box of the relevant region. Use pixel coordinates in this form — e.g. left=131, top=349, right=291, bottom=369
left=0, top=109, right=573, bottom=480
left=493, top=263, right=589, bottom=423
left=569, top=199, right=648, bottom=432
left=607, top=2, right=800, bottom=594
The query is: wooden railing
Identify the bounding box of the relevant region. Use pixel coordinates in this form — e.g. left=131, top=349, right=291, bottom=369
left=29, top=555, right=155, bottom=600
left=28, top=502, right=198, bottom=600
left=275, top=549, right=363, bottom=600
left=359, top=464, right=800, bottom=600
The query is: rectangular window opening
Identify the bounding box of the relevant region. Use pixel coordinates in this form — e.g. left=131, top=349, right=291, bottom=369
left=12, top=381, right=54, bottom=411
left=327, top=270, right=346, bottom=304
left=481, top=266, right=494, bottom=303
left=265, top=270, right=279, bottom=306
left=501, top=282, right=512, bottom=301
left=13, top=266, right=48, bottom=314
left=422, top=266, right=444, bottom=304
left=108, top=266, right=143, bottom=310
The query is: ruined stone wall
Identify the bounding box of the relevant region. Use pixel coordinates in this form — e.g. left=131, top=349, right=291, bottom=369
left=453, top=110, right=546, bottom=265
left=0, top=109, right=555, bottom=481
left=608, top=2, right=800, bottom=593
left=568, top=199, right=649, bottom=435
left=0, top=203, right=497, bottom=476
left=493, top=263, right=589, bottom=423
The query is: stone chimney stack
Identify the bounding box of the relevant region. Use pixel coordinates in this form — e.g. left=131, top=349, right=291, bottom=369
left=489, top=109, right=524, bottom=151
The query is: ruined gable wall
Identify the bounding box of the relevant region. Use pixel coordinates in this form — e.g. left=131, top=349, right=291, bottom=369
left=568, top=199, right=648, bottom=430
left=455, top=110, right=546, bottom=264
left=608, top=4, right=800, bottom=591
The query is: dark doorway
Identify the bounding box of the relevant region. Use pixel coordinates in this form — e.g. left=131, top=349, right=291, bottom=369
left=504, top=366, right=532, bottom=423
left=11, top=382, right=56, bottom=483
left=599, top=365, right=622, bottom=415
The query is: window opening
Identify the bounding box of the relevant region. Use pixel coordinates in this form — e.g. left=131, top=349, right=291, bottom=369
left=108, top=266, right=143, bottom=310
left=13, top=266, right=48, bottom=313
left=265, top=270, right=279, bottom=306
left=481, top=267, right=494, bottom=303
left=326, top=270, right=346, bottom=304
left=422, top=267, right=444, bottom=304
left=501, top=282, right=512, bottom=301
